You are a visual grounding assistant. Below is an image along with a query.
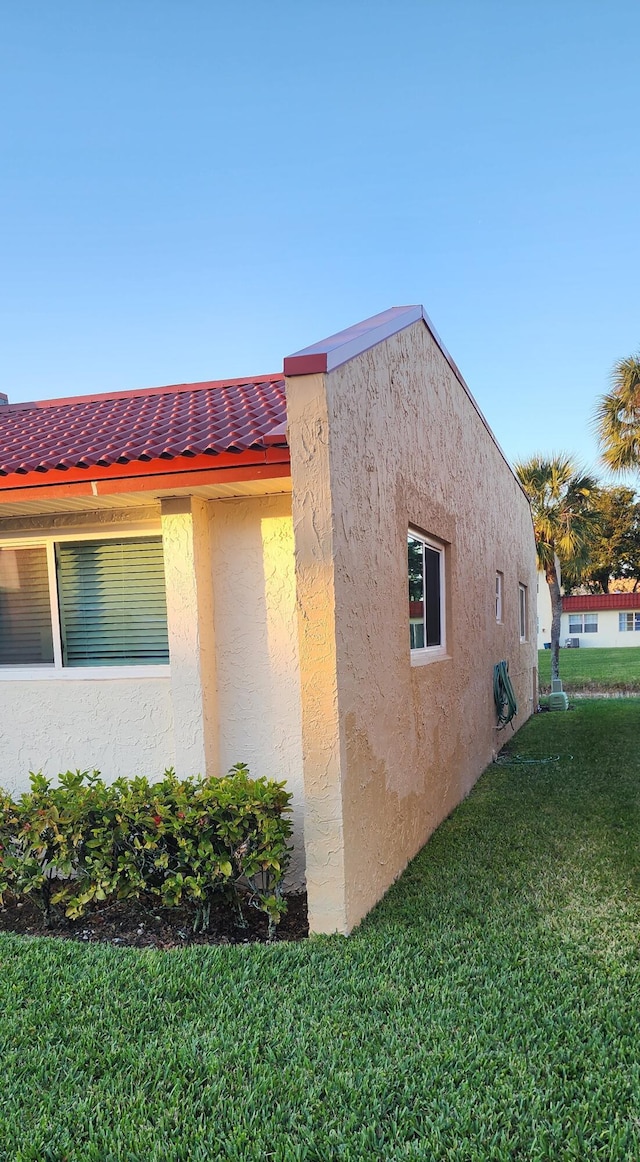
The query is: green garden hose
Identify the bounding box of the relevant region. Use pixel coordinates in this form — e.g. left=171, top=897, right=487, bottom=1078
left=493, top=660, right=518, bottom=730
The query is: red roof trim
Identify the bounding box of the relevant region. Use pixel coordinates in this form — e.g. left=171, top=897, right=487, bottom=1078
left=563, top=593, right=640, bottom=611
left=0, top=447, right=289, bottom=497
left=0, top=459, right=291, bottom=505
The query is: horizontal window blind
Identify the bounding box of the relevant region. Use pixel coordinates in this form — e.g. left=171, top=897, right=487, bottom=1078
left=0, top=547, right=54, bottom=665
left=56, top=538, right=169, bottom=667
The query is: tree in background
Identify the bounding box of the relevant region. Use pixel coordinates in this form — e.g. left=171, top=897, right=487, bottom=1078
left=563, top=486, right=640, bottom=594
left=595, top=354, right=640, bottom=473
left=514, top=457, right=600, bottom=682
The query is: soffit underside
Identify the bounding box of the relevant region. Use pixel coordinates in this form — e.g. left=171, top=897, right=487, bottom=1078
left=0, top=475, right=292, bottom=521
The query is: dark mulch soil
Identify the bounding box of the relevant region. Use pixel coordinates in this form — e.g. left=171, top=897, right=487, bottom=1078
left=0, top=889, right=308, bottom=949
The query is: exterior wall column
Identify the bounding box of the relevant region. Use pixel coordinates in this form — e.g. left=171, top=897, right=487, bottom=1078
left=161, top=496, right=218, bottom=778
left=285, top=371, right=348, bottom=935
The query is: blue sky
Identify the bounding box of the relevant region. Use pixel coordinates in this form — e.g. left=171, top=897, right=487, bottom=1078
left=1, top=1, right=639, bottom=479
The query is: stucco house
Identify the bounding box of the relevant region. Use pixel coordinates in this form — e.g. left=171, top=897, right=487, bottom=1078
left=536, top=570, right=640, bottom=649
left=561, top=592, right=640, bottom=647
left=0, top=306, right=538, bottom=934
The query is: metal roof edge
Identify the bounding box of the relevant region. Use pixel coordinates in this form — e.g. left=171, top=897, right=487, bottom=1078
left=283, top=307, right=424, bottom=375
left=284, top=305, right=527, bottom=500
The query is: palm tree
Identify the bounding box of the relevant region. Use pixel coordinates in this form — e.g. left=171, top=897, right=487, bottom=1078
left=514, top=456, right=600, bottom=682
left=595, top=354, right=640, bottom=472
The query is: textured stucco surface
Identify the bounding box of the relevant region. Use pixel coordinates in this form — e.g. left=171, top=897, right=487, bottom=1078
left=287, top=320, right=537, bottom=934
left=0, top=679, right=174, bottom=795
left=210, top=494, right=305, bottom=886
left=0, top=497, right=306, bottom=891
left=161, top=498, right=218, bottom=778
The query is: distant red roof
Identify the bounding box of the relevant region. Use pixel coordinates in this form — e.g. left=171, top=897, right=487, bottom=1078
left=563, top=593, right=640, bottom=612
left=0, top=377, right=287, bottom=478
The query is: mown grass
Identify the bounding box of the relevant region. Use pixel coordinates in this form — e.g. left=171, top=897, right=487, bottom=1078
left=538, top=646, right=640, bottom=692
left=2, top=700, right=640, bottom=1160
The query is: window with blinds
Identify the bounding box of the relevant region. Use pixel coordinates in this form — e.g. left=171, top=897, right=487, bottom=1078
left=0, top=546, right=55, bottom=665
left=56, top=537, right=169, bottom=667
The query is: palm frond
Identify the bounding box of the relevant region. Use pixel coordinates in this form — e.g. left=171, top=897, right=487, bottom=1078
left=594, top=354, right=640, bottom=474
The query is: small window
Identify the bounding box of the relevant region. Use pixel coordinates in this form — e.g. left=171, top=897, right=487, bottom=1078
left=408, top=531, right=445, bottom=659
left=619, top=612, right=640, bottom=632
left=519, top=583, right=528, bottom=642
left=569, top=613, right=598, bottom=634
left=495, top=572, right=503, bottom=623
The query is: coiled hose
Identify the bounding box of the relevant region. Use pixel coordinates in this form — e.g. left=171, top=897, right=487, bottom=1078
left=493, top=660, right=518, bottom=730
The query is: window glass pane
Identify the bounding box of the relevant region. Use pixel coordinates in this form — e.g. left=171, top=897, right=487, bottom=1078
left=56, top=538, right=169, bottom=667
left=569, top=615, right=582, bottom=632
left=0, top=547, right=54, bottom=665
left=584, top=614, right=598, bottom=632
left=408, top=536, right=424, bottom=602
left=424, top=545, right=441, bottom=647
left=410, top=622, right=425, bottom=649
left=408, top=535, right=425, bottom=649
left=635, top=613, right=640, bottom=631
left=519, top=585, right=527, bottom=638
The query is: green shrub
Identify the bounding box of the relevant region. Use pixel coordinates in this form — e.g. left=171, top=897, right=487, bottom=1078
left=0, top=764, right=293, bottom=935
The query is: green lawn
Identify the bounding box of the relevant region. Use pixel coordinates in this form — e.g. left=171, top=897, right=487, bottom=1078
left=538, top=645, right=640, bottom=692
left=2, top=701, right=640, bottom=1160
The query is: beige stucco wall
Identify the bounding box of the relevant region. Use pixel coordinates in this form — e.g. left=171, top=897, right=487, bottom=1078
left=209, top=494, right=305, bottom=886
left=161, top=498, right=218, bottom=778
left=0, top=497, right=305, bottom=888
left=0, top=678, right=174, bottom=795
left=287, top=320, right=538, bottom=934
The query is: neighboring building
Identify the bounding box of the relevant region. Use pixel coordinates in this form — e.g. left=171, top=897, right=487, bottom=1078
left=537, top=570, right=553, bottom=650
left=0, top=306, right=538, bottom=934
left=536, top=560, right=561, bottom=651
left=561, top=593, right=640, bottom=647
left=537, top=572, right=640, bottom=649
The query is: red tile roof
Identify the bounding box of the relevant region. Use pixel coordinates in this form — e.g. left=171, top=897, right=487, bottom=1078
left=0, top=377, right=287, bottom=477
left=563, top=593, right=640, bottom=612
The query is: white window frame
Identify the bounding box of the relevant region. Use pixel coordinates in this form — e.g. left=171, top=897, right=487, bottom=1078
left=568, top=613, right=598, bottom=635
left=619, top=612, right=640, bottom=632
left=409, top=529, right=447, bottom=666
left=519, top=583, right=528, bottom=642
left=0, top=529, right=171, bottom=681
left=496, top=571, right=503, bottom=624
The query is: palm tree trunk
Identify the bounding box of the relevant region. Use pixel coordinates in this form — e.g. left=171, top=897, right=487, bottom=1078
left=545, top=562, right=562, bottom=682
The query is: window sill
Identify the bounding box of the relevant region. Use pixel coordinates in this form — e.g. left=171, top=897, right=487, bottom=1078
left=410, top=649, right=450, bottom=667
left=0, top=666, right=171, bottom=682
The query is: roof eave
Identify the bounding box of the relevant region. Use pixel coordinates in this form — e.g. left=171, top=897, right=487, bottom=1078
left=0, top=446, right=291, bottom=505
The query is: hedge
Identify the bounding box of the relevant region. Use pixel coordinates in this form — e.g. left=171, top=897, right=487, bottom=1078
left=0, top=764, right=293, bottom=936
